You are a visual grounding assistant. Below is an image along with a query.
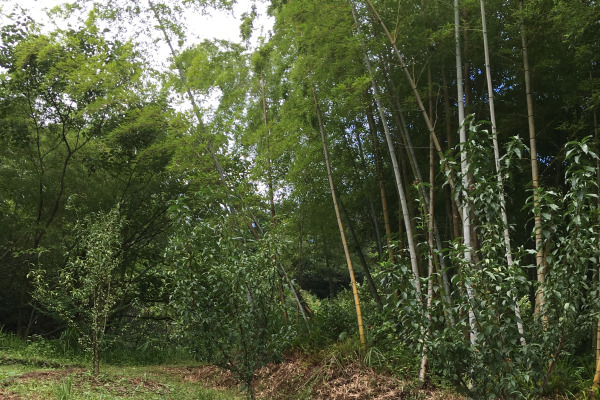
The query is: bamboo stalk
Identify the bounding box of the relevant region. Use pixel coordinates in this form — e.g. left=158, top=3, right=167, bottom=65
left=353, top=6, right=422, bottom=299
left=480, top=0, right=526, bottom=346
left=519, top=0, right=545, bottom=322
left=312, top=84, right=367, bottom=352
left=454, top=0, right=478, bottom=346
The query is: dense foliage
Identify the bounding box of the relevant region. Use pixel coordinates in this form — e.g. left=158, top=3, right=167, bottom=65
left=1, top=0, right=600, bottom=398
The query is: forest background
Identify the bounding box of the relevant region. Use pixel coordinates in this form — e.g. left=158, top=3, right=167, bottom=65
left=1, top=0, right=600, bottom=398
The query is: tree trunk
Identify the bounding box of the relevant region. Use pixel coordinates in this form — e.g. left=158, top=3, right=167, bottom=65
left=398, top=141, right=420, bottom=272
left=455, top=0, right=478, bottom=346
left=337, top=132, right=383, bottom=308
left=260, top=70, right=289, bottom=325
left=341, top=130, right=383, bottom=263
left=355, top=9, right=422, bottom=298
left=592, top=76, right=600, bottom=389
left=519, top=0, right=545, bottom=321
left=382, top=66, right=453, bottom=310
left=419, top=119, right=437, bottom=383
left=442, top=64, right=462, bottom=241
left=354, top=130, right=384, bottom=259
left=93, top=318, right=100, bottom=376
left=312, top=84, right=367, bottom=352
left=367, top=108, right=394, bottom=263
left=479, top=0, right=526, bottom=345
left=363, top=0, right=463, bottom=205
left=462, top=8, right=472, bottom=115
left=339, top=199, right=383, bottom=309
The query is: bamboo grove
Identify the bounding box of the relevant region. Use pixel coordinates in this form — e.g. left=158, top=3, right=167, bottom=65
left=1, top=0, right=600, bottom=397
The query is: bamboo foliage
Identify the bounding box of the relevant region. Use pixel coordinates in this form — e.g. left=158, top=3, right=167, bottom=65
left=4, top=0, right=600, bottom=396
left=147, top=0, right=312, bottom=330
left=352, top=6, right=422, bottom=300
left=363, top=0, right=463, bottom=203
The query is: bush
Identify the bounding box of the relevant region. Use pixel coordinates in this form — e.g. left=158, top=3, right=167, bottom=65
left=298, top=290, right=358, bottom=349
left=166, top=199, right=292, bottom=399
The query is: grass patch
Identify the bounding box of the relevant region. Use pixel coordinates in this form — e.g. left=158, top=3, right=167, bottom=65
left=1, top=365, right=243, bottom=399
left=0, top=330, right=241, bottom=399
left=0, top=329, right=84, bottom=369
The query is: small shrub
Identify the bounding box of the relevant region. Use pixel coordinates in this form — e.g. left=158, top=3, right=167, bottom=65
left=0, top=328, right=26, bottom=355
left=31, top=207, right=125, bottom=375
left=305, top=290, right=357, bottom=348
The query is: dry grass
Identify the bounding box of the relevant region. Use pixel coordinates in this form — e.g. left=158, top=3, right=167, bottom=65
left=161, top=365, right=237, bottom=389
left=252, top=352, right=464, bottom=400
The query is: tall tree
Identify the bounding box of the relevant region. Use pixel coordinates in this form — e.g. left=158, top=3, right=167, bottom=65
left=519, top=0, right=545, bottom=320
left=352, top=6, right=422, bottom=300
left=455, top=0, right=477, bottom=346
left=312, top=83, right=367, bottom=351
left=479, top=0, right=525, bottom=344
left=0, top=12, right=165, bottom=337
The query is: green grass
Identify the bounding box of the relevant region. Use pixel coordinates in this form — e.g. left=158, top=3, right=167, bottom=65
left=0, top=330, right=242, bottom=399
left=1, top=363, right=243, bottom=399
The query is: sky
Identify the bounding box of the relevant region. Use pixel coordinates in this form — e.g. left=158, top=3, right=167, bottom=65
left=1, top=0, right=274, bottom=46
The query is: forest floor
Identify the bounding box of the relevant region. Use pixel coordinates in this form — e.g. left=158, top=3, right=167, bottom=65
left=172, top=351, right=466, bottom=400
left=0, top=351, right=464, bottom=399
left=0, top=355, right=237, bottom=399
left=0, top=352, right=576, bottom=399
